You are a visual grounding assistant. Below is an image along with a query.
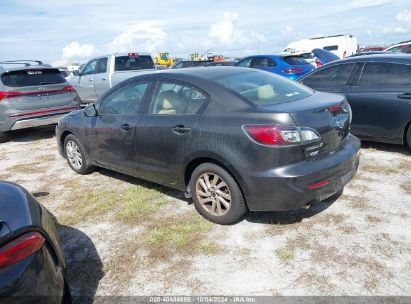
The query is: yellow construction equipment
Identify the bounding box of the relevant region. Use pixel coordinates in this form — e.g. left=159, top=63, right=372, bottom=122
left=154, top=52, right=174, bottom=67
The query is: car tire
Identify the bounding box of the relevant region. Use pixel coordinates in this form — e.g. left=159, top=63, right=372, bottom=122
left=0, top=131, right=9, bottom=143
left=407, top=125, right=411, bottom=150
left=190, top=163, right=247, bottom=225
left=64, top=134, right=94, bottom=175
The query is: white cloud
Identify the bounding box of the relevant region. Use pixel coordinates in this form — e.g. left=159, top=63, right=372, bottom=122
left=382, top=26, right=409, bottom=34
left=281, top=25, right=294, bottom=35
left=351, top=0, right=386, bottom=7
left=396, top=10, right=411, bottom=23
left=108, top=21, right=166, bottom=53
left=62, top=42, right=95, bottom=59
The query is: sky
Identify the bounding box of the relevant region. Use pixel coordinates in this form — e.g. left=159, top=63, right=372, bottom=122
left=0, top=0, right=410, bottom=65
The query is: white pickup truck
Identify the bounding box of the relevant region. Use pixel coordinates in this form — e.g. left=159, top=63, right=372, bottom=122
left=69, top=52, right=156, bottom=103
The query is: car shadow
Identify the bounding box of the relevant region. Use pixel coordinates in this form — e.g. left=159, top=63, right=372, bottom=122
left=58, top=224, right=104, bottom=304
left=97, top=167, right=191, bottom=204
left=7, top=125, right=56, bottom=143
left=361, top=140, right=411, bottom=156
left=245, top=191, right=340, bottom=225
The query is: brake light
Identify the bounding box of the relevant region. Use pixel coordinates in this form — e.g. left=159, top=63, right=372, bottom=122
left=243, top=125, right=320, bottom=146
left=0, top=91, right=23, bottom=101
left=0, top=86, right=76, bottom=102
left=63, top=85, right=76, bottom=92
left=282, top=68, right=303, bottom=74
left=128, top=52, right=139, bottom=57
left=328, top=104, right=343, bottom=112
left=0, top=232, right=45, bottom=269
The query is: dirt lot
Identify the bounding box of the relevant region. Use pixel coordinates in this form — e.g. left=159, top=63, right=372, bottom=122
left=0, top=126, right=410, bottom=298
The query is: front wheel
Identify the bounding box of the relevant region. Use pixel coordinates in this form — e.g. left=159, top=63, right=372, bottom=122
left=64, top=134, right=94, bottom=175
left=190, top=163, right=247, bottom=225
left=0, top=131, right=9, bottom=143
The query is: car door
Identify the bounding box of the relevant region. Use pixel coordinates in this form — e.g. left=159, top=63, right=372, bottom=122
left=345, top=62, right=411, bottom=141
left=93, top=57, right=110, bottom=99
left=300, top=62, right=359, bottom=94
left=135, top=80, right=208, bottom=185
left=76, top=59, right=98, bottom=102
left=250, top=57, right=277, bottom=73
left=88, top=81, right=152, bottom=173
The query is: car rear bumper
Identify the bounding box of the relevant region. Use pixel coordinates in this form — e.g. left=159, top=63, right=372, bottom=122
left=243, top=134, right=361, bottom=211
left=10, top=113, right=69, bottom=131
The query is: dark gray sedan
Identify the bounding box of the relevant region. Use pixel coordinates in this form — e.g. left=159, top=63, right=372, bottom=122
left=56, top=67, right=360, bottom=224
left=300, top=54, right=411, bottom=149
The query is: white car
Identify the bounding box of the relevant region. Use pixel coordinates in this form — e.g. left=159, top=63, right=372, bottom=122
left=385, top=41, right=411, bottom=54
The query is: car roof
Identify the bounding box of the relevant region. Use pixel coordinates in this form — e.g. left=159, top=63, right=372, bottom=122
left=0, top=65, right=57, bottom=74
left=153, top=66, right=256, bottom=80
left=328, top=53, right=411, bottom=64
left=244, top=53, right=296, bottom=58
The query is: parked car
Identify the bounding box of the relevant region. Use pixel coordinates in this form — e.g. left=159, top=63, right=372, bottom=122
left=171, top=60, right=210, bottom=69
left=0, top=60, right=80, bottom=143
left=235, top=54, right=315, bottom=80
left=385, top=40, right=411, bottom=54
left=69, top=53, right=156, bottom=104
left=300, top=54, right=411, bottom=148
left=284, top=34, right=358, bottom=59
left=56, top=67, right=360, bottom=224
left=205, top=61, right=237, bottom=67
left=0, top=181, right=70, bottom=303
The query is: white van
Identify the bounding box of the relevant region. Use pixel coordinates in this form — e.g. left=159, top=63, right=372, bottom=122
left=284, top=34, right=359, bottom=59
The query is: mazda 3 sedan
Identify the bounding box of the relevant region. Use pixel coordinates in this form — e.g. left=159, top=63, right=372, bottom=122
left=0, top=181, right=70, bottom=303
left=56, top=67, right=360, bottom=224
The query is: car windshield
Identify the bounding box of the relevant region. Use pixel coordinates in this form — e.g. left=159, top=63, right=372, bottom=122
left=215, top=70, right=313, bottom=106
left=114, top=55, right=155, bottom=71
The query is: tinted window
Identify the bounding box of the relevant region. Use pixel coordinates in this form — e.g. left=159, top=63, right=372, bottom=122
left=324, top=45, right=338, bottom=51
left=283, top=56, right=309, bottom=65
left=359, top=63, right=411, bottom=87
left=236, top=57, right=252, bottom=67
left=251, top=57, right=268, bottom=68
left=1, top=69, right=66, bottom=87
left=149, top=82, right=207, bottom=115
left=114, top=55, right=155, bottom=71
left=302, top=63, right=356, bottom=88
left=81, top=59, right=98, bottom=75
left=97, top=57, right=108, bottom=73
left=215, top=70, right=313, bottom=106
left=99, top=82, right=149, bottom=115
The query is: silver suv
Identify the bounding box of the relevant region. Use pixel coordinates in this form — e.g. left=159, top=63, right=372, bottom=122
left=0, top=60, right=80, bottom=142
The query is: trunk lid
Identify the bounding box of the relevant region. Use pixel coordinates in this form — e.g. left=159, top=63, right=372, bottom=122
left=267, top=91, right=351, bottom=161
left=312, top=48, right=340, bottom=64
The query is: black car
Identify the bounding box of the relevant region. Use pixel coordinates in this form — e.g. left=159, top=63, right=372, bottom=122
left=300, top=54, right=411, bottom=148
left=0, top=181, right=69, bottom=303
left=56, top=67, right=360, bottom=224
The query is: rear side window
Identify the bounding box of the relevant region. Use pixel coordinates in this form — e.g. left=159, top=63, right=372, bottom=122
left=251, top=57, right=268, bottom=68
left=236, top=57, right=252, bottom=67
left=324, top=45, right=338, bottom=51
left=1, top=69, right=66, bottom=87
left=149, top=82, right=207, bottom=115
left=115, top=55, right=155, bottom=71
left=302, top=63, right=356, bottom=88
left=215, top=70, right=313, bottom=106
left=283, top=56, right=309, bottom=65
left=97, top=57, right=108, bottom=73
left=359, top=62, right=411, bottom=87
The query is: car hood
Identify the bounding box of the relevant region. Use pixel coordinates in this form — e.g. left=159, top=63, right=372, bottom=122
left=312, top=48, right=340, bottom=64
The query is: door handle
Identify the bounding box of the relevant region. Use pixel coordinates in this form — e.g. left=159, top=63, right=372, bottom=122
left=101, top=78, right=107, bottom=81
left=172, top=125, right=191, bottom=134
left=120, top=124, right=131, bottom=132
left=397, top=93, right=411, bottom=99
left=89, top=79, right=94, bottom=82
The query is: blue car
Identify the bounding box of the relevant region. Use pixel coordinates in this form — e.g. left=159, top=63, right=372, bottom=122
left=235, top=54, right=315, bottom=80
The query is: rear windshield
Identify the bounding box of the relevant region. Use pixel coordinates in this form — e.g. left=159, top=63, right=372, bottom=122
left=283, top=56, right=310, bottom=65
left=1, top=69, right=66, bottom=87
left=114, top=55, right=155, bottom=71
left=215, top=70, right=313, bottom=106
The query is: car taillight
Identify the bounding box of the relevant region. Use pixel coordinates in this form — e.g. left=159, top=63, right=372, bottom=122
left=282, top=68, right=303, bottom=74
left=315, top=59, right=323, bottom=68
left=243, top=125, right=320, bottom=146
left=0, top=91, right=23, bottom=102
left=63, top=85, right=76, bottom=92
left=0, top=232, right=45, bottom=269
left=0, top=86, right=76, bottom=102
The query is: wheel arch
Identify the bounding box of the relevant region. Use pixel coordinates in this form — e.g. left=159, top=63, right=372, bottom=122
left=403, top=119, right=411, bottom=147
left=59, top=130, right=73, bottom=157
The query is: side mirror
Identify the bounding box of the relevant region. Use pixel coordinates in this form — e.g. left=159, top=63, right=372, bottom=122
left=84, top=104, right=97, bottom=117
left=73, top=70, right=80, bottom=76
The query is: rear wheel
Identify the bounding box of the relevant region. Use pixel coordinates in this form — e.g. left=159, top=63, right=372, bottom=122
left=190, top=163, right=247, bottom=225
left=407, top=125, right=411, bottom=150
left=0, top=131, right=9, bottom=143
left=64, top=134, right=94, bottom=175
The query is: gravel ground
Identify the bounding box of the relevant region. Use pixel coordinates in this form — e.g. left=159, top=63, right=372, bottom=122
left=0, top=126, right=410, bottom=299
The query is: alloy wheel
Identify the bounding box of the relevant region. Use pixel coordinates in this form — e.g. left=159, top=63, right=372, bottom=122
left=66, top=140, right=83, bottom=170
left=195, top=172, right=232, bottom=216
